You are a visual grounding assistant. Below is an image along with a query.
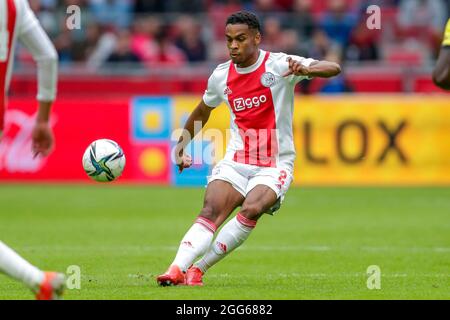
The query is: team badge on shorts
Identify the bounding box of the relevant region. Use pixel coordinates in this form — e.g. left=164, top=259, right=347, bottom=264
left=261, top=72, right=276, bottom=88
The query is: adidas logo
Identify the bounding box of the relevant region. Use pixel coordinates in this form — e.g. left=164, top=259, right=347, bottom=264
left=182, top=241, right=193, bottom=248
left=223, top=87, right=232, bottom=96
left=216, top=241, right=227, bottom=253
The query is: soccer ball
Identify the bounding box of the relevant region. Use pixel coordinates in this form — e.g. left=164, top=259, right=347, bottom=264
left=82, top=139, right=126, bottom=182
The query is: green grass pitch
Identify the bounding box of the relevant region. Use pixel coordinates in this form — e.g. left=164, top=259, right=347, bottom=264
left=0, top=185, right=448, bottom=300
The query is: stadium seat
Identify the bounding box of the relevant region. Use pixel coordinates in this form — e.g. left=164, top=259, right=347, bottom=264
left=348, top=73, right=403, bottom=92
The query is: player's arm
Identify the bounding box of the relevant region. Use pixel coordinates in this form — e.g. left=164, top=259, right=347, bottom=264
left=18, top=1, right=58, bottom=157
left=433, top=48, right=450, bottom=89
left=174, top=100, right=214, bottom=172
left=283, top=57, right=341, bottom=78
left=432, top=20, right=450, bottom=90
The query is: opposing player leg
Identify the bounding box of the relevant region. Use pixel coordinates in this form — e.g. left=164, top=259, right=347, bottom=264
left=0, top=241, right=65, bottom=299
left=157, top=180, right=244, bottom=286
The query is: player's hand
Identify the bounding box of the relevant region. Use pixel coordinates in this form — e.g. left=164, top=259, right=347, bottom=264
left=283, top=57, right=310, bottom=77
left=176, top=153, right=193, bottom=173
left=31, top=121, right=54, bottom=158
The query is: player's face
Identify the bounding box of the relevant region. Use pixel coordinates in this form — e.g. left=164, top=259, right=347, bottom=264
left=225, top=24, right=261, bottom=67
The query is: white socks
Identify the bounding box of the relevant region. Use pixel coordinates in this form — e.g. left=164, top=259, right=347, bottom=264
left=172, top=217, right=217, bottom=272
left=195, top=213, right=256, bottom=273
left=0, top=241, right=44, bottom=289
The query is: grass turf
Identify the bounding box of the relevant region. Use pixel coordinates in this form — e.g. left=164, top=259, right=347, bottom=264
left=0, top=185, right=448, bottom=300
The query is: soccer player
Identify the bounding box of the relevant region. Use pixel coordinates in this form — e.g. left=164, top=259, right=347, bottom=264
left=432, top=18, right=450, bottom=90
left=157, top=11, right=341, bottom=286
left=0, top=0, right=64, bottom=299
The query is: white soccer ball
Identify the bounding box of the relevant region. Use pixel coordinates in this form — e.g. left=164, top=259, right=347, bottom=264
left=82, top=139, right=126, bottom=182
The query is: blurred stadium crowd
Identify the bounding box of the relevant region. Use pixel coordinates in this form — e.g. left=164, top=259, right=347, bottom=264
left=25, top=0, right=449, bottom=65
left=12, top=0, right=449, bottom=94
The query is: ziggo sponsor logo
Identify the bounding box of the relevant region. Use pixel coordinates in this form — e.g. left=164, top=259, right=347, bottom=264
left=233, top=95, right=267, bottom=112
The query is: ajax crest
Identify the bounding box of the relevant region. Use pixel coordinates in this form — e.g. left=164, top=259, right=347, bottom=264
left=261, top=72, right=276, bottom=88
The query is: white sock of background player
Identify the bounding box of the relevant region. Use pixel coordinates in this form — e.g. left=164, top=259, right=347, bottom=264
left=0, top=241, right=44, bottom=289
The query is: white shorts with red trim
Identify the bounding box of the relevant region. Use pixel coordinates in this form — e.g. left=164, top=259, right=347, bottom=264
left=206, top=159, right=293, bottom=214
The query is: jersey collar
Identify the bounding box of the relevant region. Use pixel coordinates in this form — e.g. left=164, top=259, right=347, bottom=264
left=234, top=50, right=266, bottom=74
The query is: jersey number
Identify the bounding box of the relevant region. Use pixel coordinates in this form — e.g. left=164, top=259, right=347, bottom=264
left=0, top=0, right=10, bottom=62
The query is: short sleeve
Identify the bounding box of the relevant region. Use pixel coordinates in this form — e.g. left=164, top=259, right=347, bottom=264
left=278, top=53, right=318, bottom=84
left=17, top=0, right=40, bottom=35
left=202, top=72, right=222, bottom=108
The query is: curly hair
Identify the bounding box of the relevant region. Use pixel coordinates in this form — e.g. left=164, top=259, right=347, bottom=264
left=226, top=11, right=261, bottom=33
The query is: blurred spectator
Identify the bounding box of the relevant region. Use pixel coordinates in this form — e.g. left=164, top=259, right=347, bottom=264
left=131, top=16, right=162, bottom=62
left=29, top=0, right=57, bottom=36
left=261, top=17, right=283, bottom=52
left=174, top=16, right=207, bottom=62
left=309, top=30, right=335, bottom=61
left=347, top=19, right=380, bottom=61
left=164, top=0, right=207, bottom=13
left=89, top=0, right=133, bottom=29
left=146, top=30, right=187, bottom=67
left=53, top=25, right=74, bottom=64
left=287, top=0, right=316, bottom=40
left=133, top=0, right=206, bottom=13
left=11, top=0, right=449, bottom=78
left=398, top=0, right=447, bottom=32
left=275, top=0, right=294, bottom=11
left=105, top=30, right=141, bottom=68
left=133, top=0, right=166, bottom=13
left=397, top=0, right=448, bottom=57
left=252, top=0, right=283, bottom=13
left=128, top=19, right=187, bottom=67
left=209, top=0, right=243, bottom=40
left=279, top=29, right=304, bottom=56
left=319, top=48, right=353, bottom=94
left=86, top=30, right=117, bottom=70
left=250, top=0, right=284, bottom=26
left=320, top=0, right=358, bottom=50
left=71, top=23, right=103, bottom=62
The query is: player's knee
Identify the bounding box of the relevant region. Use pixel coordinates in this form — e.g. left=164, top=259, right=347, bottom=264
left=199, top=205, right=217, bottom=222
left=239, top=203, right=263, bottom=220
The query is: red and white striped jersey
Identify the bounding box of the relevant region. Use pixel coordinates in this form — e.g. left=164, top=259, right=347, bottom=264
left=0, top=0, right=57, bottom=131
left=203, top=50, right=316, bottom=171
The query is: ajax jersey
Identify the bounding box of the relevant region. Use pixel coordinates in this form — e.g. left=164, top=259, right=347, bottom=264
left=203, top=50, right=316, bottom=170
left=0, top=0, right=56, bottom=131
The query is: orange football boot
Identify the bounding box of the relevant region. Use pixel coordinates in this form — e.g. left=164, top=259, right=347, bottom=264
left=185, top=266, right=204, bottom=286
left=156, top=265, right=185, bottom=286
left=35, top=272, right=66, bottom=300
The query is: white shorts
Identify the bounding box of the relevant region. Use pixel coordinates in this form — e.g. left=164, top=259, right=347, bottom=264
left=207, top=159, right=293, bottom=214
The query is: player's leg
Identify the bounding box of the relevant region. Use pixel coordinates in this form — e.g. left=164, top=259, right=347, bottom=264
left=192, top=185, right=277, bottom=280
left=172, top=180, right=244, bottom=269
left=189, top=167, right=293, bottom=285
left=0, top=241, right=44, bottom=288
left=0, top=241, right=65, bottom=299
left=157, top=180, right=244, bottom=286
